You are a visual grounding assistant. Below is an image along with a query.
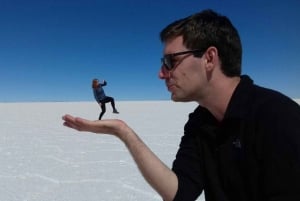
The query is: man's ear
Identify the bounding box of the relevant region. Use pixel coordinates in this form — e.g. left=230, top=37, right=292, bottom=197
left=204, top=46, right=218, bottom=71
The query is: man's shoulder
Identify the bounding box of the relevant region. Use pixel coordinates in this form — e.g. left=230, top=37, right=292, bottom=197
left=251, top=85, right=300, bottom=114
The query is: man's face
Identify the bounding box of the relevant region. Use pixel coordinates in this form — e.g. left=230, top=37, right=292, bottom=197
left=159, top=36, right=207, bottom=102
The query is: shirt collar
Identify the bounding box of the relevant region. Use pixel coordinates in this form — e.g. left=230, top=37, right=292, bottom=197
left=223, top=75, right=254, bottom=120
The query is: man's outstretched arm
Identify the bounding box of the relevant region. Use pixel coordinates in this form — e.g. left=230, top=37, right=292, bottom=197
left=62, top=114, right=178, bottom=201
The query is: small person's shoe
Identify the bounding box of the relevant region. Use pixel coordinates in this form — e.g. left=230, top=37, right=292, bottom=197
left=113, top=110, right=119, bottom=114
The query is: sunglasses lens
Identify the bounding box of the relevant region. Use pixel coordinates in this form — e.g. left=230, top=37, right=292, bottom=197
left=162, top=56, right=172, bottom=70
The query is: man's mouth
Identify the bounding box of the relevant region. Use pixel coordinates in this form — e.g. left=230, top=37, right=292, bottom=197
left=167, top=83, right=176, bottom=92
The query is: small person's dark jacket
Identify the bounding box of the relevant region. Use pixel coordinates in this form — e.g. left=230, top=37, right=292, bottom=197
left=93, top=81, right=107, bottom=102
left=172, top=75, right=300, bottom=201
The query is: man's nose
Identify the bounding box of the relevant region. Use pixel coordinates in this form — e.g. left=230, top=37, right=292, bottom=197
left=158, top=67, right=170, bottom=79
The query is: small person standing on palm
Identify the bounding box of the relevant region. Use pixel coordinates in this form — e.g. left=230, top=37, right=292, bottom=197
left=92, top=78, right=119, bottom=120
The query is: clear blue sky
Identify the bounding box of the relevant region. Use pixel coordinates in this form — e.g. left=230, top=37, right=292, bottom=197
left=1, top=0, right=299, bottom=102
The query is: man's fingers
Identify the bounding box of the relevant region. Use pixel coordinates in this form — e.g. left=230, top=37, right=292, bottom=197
left=62, top=115, right=85, bottom=131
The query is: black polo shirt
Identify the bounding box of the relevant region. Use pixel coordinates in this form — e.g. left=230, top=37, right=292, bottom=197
left=172, top=75, right=300, bottom=201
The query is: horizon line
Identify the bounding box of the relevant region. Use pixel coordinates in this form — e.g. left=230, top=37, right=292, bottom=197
left=1, top=98, right=300, bottom=104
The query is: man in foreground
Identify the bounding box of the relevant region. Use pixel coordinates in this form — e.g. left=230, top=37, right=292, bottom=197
left=63, top=9, right=300, bottom=201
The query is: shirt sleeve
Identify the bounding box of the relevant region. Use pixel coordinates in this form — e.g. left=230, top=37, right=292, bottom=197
left=102, top=80, right=107, bottom=86
left=172, top=112, right=204, bottom=201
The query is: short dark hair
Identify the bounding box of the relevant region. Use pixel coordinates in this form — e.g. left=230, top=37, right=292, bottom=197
left=160, top=9, right=242, bottom=76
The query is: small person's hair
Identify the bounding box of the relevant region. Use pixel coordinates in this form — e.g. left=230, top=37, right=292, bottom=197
left=92, top=78, right=99, bottom=88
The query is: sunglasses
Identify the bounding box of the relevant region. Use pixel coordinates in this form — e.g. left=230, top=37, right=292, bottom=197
left=161, top=49, right=206, bottom=71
